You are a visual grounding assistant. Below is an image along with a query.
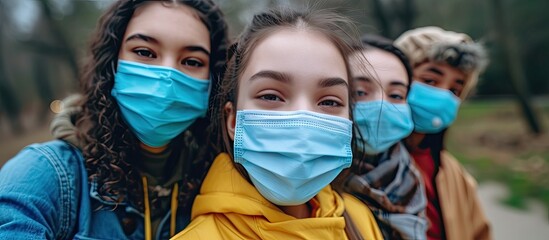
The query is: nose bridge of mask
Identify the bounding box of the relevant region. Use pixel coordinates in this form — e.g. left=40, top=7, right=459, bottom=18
left=409, top=82, right=461, bottom=108
left=157, top=68, right=172, bottom=79
left=239, top=110, right=353, bottom=134
left=144, top=62, right=211, bottom=111
left=235, top=110, right=353, bottom=159
left=119, top=60, right=210, bottom=88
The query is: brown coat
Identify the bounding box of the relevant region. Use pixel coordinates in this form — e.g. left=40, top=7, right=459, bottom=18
left=435, top=151, right=492, bottom=240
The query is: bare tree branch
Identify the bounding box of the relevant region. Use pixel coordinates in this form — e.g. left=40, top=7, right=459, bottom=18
left=492, top=0, right=543, bottom=134
left=36, top=0, right=79, bottom=83
left=0, top=0, right=23, bottom=134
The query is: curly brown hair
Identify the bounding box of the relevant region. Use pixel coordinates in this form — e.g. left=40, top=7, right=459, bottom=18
left=75, top=0, right=228, bottom=210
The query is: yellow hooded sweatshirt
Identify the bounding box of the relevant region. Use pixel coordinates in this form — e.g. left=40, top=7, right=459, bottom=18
left=171, top=153, right=382, bottom=240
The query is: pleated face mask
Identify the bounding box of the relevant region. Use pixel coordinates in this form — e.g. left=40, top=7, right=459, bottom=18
left=354, top=100, right=414, bottom=154
left=111, top=60, right=210, bottom=147
left=407, top=81, right=461, bottom=133
left=233, top=110, right=353, bottom=206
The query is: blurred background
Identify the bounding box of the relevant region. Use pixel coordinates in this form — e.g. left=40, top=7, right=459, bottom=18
left=0, top=0, right=548, bottom=239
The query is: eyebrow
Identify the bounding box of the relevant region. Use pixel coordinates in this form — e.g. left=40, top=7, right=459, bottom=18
left=126, top=33, right=211, bottom=55
left=185, top=46, right=211, bottom=56
left=353, top=76, right=372, bottom=83
left=389, top=81, right=408, bottom=88
left=318, top=77, right=348, bottom=88
left=249, top=70, right=292, bottom=84
left=427, top=67, right=444, bottom=76
left=126, top=33, right=158, bottom=44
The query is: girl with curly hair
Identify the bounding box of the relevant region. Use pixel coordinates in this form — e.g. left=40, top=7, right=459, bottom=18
left=0, top=0, right=228, bottom=239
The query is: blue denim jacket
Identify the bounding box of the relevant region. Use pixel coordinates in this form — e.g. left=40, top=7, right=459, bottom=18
left=0, top=140, right=190, bottom=239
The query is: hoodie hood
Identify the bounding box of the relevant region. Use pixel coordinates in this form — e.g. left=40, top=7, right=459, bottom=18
left=173, top=153, right=349, bottom=239
left=50, top=94, right=83, bottom=149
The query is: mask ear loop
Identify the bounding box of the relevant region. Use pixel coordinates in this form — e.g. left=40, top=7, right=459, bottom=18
left=110, top=60, right=118, bottom=79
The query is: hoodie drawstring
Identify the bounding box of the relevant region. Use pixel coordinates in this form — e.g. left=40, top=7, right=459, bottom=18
left=142, top=176, right=179, bottom=240
left=142, top=176, right=152, bottom=240
left=170, top=182, right=179, bottom=236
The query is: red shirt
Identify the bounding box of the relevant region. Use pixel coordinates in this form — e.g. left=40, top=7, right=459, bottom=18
left=412, top=147, right=446, bottom=240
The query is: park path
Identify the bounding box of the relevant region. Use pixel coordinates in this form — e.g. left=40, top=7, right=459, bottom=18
left=478, top=182, right=549, bottom=240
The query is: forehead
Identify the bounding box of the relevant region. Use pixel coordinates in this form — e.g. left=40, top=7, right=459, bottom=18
left=351, top=49, right=408, bottom=84
left=243, top=28, right=348, bottom=81
left=415, top=61, right=466, bottom=79
left=125, top=2, right=210, bottom=49
left=131, top=2, right=201, bottom=24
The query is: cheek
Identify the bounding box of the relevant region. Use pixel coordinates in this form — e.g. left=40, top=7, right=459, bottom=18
left=343, top=109, right=350, bottom=119
left=117, top=43, right=130, bottom=61
left=235, top=78, right=261, bottom=111
left=191, top=67, right=210, bottom=80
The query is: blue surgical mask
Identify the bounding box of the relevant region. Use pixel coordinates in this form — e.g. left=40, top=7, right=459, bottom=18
left=407, top=81, right=461, bottom=133
left=111, top=60, right=210, bottom=147
left=354, top=100, right=414, bottom=154
left=233, top=110, right=353, bottom=206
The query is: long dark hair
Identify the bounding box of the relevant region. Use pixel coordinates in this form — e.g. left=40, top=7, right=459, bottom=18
left=349, top=34, right=414, bottom=167
left=75, top=0, right=228, bottom=210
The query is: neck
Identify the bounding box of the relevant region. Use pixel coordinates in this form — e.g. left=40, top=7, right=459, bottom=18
left=139, top=142, right=168, bottom=154
left=405, top=132, right=426, bottom=152
left=278, top=203, right=311, bottom=219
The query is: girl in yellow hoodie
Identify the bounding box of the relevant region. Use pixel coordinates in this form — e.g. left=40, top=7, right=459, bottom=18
left=172, top=7, right=383, bottom=240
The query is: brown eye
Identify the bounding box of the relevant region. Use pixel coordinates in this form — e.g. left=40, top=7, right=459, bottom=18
left=422, top=79, right=436, bottom=85
left=319, top=99, right=342, bottom=107
left=259, top=94, right=282, bottom=102
left=389, top=94, right=404, bottom=100
left=182, top=58, right=205, bottom=67
left=134, top=48, right=156, bottom=58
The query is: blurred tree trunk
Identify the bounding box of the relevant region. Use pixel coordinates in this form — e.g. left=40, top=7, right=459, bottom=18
left=0, top=1, right=23, bottom=135
left=33, top=55, right=54, bottom=117
left=372, top=0, right=392, bottom=37
left=399, top=0, right=416, bottom=33
left=491, top=0, right=543, bottom=134
left=27, top=0, right=79, bottom=89
left=371, top=0, right=416, bottom=39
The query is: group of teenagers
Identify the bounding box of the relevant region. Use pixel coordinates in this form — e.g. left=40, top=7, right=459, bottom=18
left=0, top=0, right=492, bottom=239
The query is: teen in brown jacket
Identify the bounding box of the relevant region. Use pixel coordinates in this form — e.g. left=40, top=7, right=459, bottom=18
left=395, top=26, right=492, bottom=240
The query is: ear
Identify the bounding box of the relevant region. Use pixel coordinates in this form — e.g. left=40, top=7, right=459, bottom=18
left=224, top=102, right=236, bottom=141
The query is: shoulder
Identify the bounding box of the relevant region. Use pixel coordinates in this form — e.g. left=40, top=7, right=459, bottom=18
left=1, top=140, right=83, bottom=183
left=0, top=139, right=85, bottom=199
left=341, top=193, right=385, bottom=240
left=342, top=193, right=377, bottom=223
left=0, top=140, right=86, bottom=206
left=0, top=140, right=85, bottom=239
left=440, top=151, right=479, bottom=191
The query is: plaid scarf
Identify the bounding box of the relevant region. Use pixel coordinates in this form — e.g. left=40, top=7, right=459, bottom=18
left=344, top=142, right=427, bottom=240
